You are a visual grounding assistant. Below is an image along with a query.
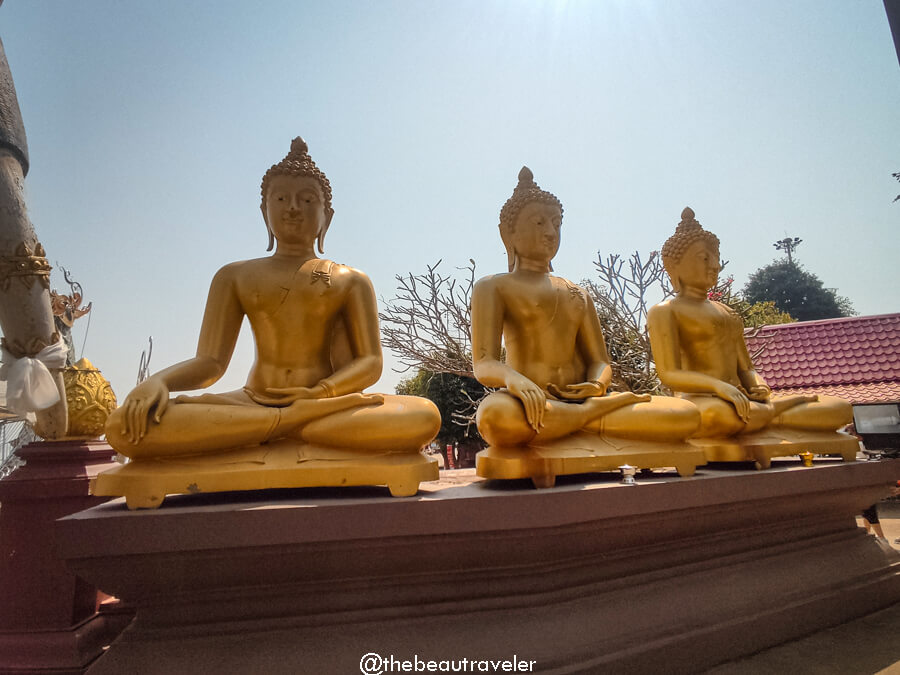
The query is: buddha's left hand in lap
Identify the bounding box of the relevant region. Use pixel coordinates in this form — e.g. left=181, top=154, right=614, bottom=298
left=547, top=381, right=607, bottom=400
left=247, top=385, right=383, bottom=407
left=746, top=384, right=773, bottom=403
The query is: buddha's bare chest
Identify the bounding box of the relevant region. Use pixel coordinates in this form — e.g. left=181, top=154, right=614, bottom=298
left=236, top=268, right=344, bottom=325
left=674, top=303, right=737, bottom=348
left=500, top=279, right=585, bottom=332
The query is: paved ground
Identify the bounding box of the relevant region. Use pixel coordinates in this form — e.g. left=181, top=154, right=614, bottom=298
left=708, top=499, right=900, bottom=675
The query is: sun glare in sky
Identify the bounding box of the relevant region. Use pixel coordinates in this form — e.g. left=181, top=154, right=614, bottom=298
left=1, top=1, right=897, bottom=399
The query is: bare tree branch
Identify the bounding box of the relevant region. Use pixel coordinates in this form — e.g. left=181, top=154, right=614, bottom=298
left=379, top=259, right=477, bottom=378
left=586, top=250, right=672, bottom=394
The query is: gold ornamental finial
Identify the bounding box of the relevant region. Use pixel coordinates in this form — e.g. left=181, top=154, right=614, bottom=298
left=289, top=136, right=308, bottom=156
left=61, top=358, right=118, bottom=439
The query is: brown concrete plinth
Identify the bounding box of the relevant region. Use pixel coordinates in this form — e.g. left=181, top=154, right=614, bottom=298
left=0, top=440, right=127, bottom=673
left=59, top=460, right=900, bottom=674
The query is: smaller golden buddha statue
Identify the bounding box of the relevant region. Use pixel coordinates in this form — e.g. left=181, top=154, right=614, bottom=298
left=647, top=207, right=856, bottom=467
left=471, top=168, right=705, bottom=487
left=95, top=138, right=441, bottom=507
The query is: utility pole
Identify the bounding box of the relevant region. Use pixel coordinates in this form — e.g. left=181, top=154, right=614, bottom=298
left=773, top=237, right=802, bottom=265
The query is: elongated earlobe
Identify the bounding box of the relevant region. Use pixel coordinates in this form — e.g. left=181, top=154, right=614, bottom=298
left=261, top=204, right=274, bottom=251
left=317, top=212, right=333, bottom=254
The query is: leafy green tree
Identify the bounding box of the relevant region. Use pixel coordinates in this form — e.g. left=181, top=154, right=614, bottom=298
left=742, top=300, right=795, bottom=328
left=743, top=259, right=854, bottom=321
left=707, top=274, right=793, bottom=328
left=396, top=369, right=485, bottom=448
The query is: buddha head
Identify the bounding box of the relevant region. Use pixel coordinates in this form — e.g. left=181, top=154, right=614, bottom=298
left=499, top=166, right=564, bottom=272
left=260, top=137, right=334, bottom=252
left=661, top=207, right=721, bottom=293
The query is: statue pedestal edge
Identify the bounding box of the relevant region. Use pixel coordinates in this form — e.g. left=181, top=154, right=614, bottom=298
left=58, top=459, right=900, bottom=674
left=92, top=444, right=440, bottom=508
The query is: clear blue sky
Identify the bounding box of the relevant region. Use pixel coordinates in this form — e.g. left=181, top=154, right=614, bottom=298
left=2, top=0, right=898, bottom=401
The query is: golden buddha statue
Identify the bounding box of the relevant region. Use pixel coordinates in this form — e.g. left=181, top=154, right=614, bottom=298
left=647, top=207, right=856, bottom=468
left=471, top=168, right=705, bottom=487
left=95, top=138, right=441, bottom=507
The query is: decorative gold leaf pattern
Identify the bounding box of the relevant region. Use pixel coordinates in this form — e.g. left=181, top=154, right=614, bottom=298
left=62, top=358, right=118, bottom=439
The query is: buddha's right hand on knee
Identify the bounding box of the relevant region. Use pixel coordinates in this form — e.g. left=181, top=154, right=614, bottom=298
left=714, top=383, right=751, bottom=423
left=506, top=374, right=546, bottom=432
left=120, top=378, right=170, bottom=444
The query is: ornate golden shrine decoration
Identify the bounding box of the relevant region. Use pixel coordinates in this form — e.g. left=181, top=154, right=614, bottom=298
left=62, top=358, right=118, bottom=439
left=0, top=241, right=52, bottom=291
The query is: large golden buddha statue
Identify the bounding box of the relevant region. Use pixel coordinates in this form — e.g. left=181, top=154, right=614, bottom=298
left=471, top=168, right=705, bottom=487
left=95, top=138, right=441, bottom=507
left=647, top=207, right=856, bottom=468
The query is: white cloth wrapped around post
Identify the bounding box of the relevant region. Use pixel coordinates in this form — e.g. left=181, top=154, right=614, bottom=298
left=0, top=339, right=67, bottom=422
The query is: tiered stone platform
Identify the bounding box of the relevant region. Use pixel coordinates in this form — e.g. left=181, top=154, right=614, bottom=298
left=59, top=459, right=900, bottom=674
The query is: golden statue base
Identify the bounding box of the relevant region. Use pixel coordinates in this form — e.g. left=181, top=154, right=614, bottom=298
left=92, top=441, right=439, bottom=509
left=476, top=433, right=707, bottom=488
left=689, top=429, right=859, bottom=469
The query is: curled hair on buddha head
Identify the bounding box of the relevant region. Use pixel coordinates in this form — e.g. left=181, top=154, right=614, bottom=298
left=661, top=207, right=721, bottom=290
left=498, top=166, right=564, bottom=272
left=260, top=136, right=334, bottom=252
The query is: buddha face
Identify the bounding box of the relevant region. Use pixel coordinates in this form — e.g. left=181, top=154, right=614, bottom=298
left=675, top=240, right=720, bottom=292
left=509, top=201, right=562, bottom=267
left=263, top=174, right=331, bottom=248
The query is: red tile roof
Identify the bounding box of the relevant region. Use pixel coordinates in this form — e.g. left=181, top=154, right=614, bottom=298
left=744, top=313, right=900, bottom=405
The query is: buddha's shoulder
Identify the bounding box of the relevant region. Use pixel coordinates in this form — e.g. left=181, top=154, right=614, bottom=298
left=710, top=299, right=739, bottom=317
left=710, top=300, right=745, bottom=329
left=648, top=298, right=678, bottom=319
left=549, top=274, right=588, bottom=297
left=650, top=297, right=740, bottom=322
left=209, top=259, right=261, bottom=283
left=211, top=257, right=367, bottom=280
left=319, top=259, right=373, bottom=289
left=474, top=273, right=587, bottom=299
left=473, top=272, right=512, bottom=294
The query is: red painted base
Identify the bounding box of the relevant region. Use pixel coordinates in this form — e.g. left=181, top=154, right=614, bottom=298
left=59, top=459, right=900, bottom=674
left=0, top=609, right=132, bottom=675
left=0, top=440, right=126, bottom=672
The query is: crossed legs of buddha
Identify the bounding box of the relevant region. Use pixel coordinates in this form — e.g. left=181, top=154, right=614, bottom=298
left=106, top=391, right=441, bottom=459
left=686, top=394, right=852, bottom=438
left=476, top=391, right=700, bottom=447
